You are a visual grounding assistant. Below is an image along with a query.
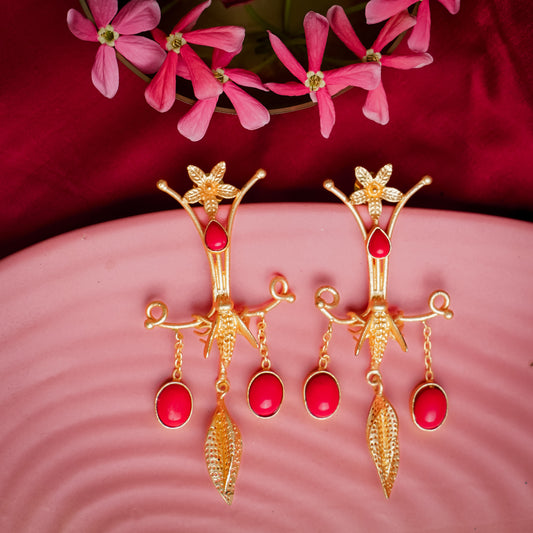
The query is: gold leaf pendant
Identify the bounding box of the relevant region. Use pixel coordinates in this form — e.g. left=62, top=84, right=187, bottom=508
left=205, top=399, right=243, bottom=504
left=366, top=393, right=400, bottom=498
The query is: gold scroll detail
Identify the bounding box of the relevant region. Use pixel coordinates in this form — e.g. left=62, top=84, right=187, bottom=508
left=205, top=399, right=243, bottom=505
left=366, top=393, right=400, bottom=498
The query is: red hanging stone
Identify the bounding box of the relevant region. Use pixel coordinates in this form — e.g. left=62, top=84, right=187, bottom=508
left=247, top=371, right=284, bottom=418
left=304, top=371, right=340, bottom=419
left=155, top=381, right=193, bottom=428
left=204, top=220, right=228, bottom=252
left=411, top=382, right=448, bottom=431
left=367, top=227, right=391, bottom=259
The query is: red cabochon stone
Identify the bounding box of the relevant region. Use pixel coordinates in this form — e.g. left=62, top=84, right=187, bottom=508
left=204, top=220, right=228, bottom=252
left=156, top=382, right=192, bottom=428
left=367, top=227, right=391, bottom=259
left=413, top=385, right=447, bottom=430
left=248, top=372, right=283, bottom=418
left=304, top=372, right=340, bottom=419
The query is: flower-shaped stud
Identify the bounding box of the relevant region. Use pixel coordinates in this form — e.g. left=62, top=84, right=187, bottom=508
left=349, top=164, right=403, bottom=223
left=183, top=162, right=239, bottom=218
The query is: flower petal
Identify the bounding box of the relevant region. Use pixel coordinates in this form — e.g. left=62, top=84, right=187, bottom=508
left=210, top=161, right=226, bottom=183
left=185, top=26, right=245, bottom=53
left=151, top=28, right=167, bottom=49
left=267, top=31, right=307, bottom=82
left=181, top=45, right=224, bottom=99
left=265, top=82, right=309, bottom=96
left=67, top=9, right=98, bottom=41
left=325, top=63, right=380, bottom=91
left=174, top=0, right=211, bottom=33
left=115, top=35, right=166, bottom=73
left=187, top=165, right=207, bottom=185
left=183, top=187, right=202, bottom=204
left=355, top=166, right=374, bottom=187
left=381, top=52, right=433, bottom=69
left=382, top=186, right=403, bottom=202
left=144, top=52, right=178, bottom=112
left=365, top=0, right=414, bottom=24
left=224, top=81, right=270, bottom=130
left=316, top=88, right=335, bottom=139
left=350, top=189, right=368, bottom=205
left=375, top=164, right=393, bottom=186
left=216, top=184, right=240, bottom=199
left=407, top=0, right=431, bottom=52
left=177, top=98, right=218, bottom=142
left=362, top=81, right=389, bottom=125
left=224, top=68, right=267, bottom=90
left=327, top=5, right=366, bottom=58
left=373, top=11, right=416, bottom=52
left=112, top=0, right=161, bottom=35
left=212, top=49, right=238, bottom=69
left=303, top=11, right=329, bottom=72
left=439, top=0, right=460, bottom=15
left=91, top=44, right=119, bottom=98
left=368, top=197, right=383, bottom=221
left=87, top=0, right=118, bottom=28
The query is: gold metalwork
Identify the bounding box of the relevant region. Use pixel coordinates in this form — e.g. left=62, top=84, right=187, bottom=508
left=316, top=164, right=453, bottom=498
left=145, top=162, right=295, bottom=504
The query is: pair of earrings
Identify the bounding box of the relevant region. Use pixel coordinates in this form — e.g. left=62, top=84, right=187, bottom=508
left=144, top=162, right=453, bottom=504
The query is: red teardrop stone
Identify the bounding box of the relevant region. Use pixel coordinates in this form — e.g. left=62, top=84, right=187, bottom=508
left=204, top=220, right=228, bottom=252
left=248, top=371, right=284, bottom=418
left=367, top=227, right=391, bottom=259
left=411, top=383, right=448, bottom=430
left=304, top=371, right=340, bottom=419
left=155, top=382, right=193, bottom=428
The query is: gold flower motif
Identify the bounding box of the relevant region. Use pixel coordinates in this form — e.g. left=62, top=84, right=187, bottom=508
left=184, top=162, right=239, bottom=218
left=349, top=164, right=403, bottom=223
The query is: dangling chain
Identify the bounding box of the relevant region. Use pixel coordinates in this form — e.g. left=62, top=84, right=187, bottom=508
left=318, top=321, right=333, bottom=370
left=257, top=315, right=271, bottom=371
left=172, top=331, right=184, bottom=382
left=423, top=321, right=434, bottom=382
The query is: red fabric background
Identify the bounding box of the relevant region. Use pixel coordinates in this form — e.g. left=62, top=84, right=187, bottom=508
left=1, top=1, right=532, bottom=258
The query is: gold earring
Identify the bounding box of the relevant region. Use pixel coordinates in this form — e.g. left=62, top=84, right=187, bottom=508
left=144, top=162, right=294, bottom=504
left=313, top=164, right=453, bottom=498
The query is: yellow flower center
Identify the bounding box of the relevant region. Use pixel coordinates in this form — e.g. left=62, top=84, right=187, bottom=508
left=367, top=182, right=383, bottom=198
left=97, top=25, right=119, bottom=47
left=213, top=68, right=229, bottom=84
left=305, top=71, right=325, bottom=92
left=363, top=49, right=382, bottom=63
left=166, top=32, right=186, bottom=53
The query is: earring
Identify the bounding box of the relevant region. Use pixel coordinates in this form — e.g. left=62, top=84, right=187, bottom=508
left=410, top=321, right=448, bottom=431
left=303, top=319, right=340, bottom=419
left=313, top=164, right=453, bottom=498
left=247, top=314, right=284, bottom=418
left=144, top=162, right=294, bottom=504
left=153, top=330, right=193, bottom=428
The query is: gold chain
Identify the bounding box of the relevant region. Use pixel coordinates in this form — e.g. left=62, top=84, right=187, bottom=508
left=318, top=321, right=333, bottom=370
left=257, top=315, right=271, bottom=370
left=172, top=331, right=184, bottom=381
left=423, top=321, right=434, bottom=382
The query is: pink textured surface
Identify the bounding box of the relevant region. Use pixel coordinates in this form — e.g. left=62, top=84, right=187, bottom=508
left=0, top=205, right=532, bottom=532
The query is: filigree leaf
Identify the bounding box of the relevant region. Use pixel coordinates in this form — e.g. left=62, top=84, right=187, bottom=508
left=375, top=163, right=393, bottom=186
left=187, top=164, right=206, bottom=185
left=355, top=166, right=373, bottom=187
left=205, top=400, right=242, bottom=505
left=366, top=394, right=399, bottom=498
left=210, top=161, right=226, bottom=183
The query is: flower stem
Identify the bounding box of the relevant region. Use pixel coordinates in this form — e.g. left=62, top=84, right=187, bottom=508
left=245, top=5, right=283, bottom=34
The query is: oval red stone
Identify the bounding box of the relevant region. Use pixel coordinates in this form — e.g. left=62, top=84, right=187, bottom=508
left=155, top=381, right=193, bottom=428
left=204, top=220, right=228, bottom=252
left=411, top=383, right=448, bottom=430
left=248, top=371, right=284, bottom=418
left=367, top=227, right=391, bottom=259
left=304, top=371, right=340, bottom=419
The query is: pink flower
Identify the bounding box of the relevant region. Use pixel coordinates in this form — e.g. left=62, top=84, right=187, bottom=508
left=67, top=0, right=165, bottom=98
left=177, top=49, right=270, bottom=141
left=328, top=6, right=432, bottom=124
left=266, top=11, right=380, bottom=138
left=144, top=0, right=245, bottom=113
left=365, top=0, right=461, bottom=53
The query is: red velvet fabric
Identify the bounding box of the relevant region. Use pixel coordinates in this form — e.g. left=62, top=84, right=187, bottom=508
left=1, top=1, right=532, bottom=258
